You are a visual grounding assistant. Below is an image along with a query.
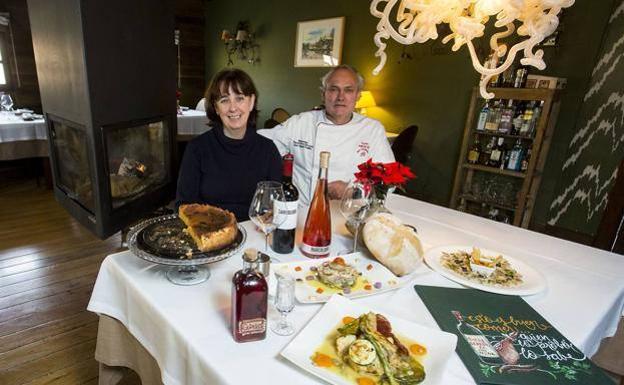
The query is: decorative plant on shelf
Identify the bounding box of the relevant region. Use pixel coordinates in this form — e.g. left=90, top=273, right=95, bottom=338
left=354, top=158, right=416, bottom=203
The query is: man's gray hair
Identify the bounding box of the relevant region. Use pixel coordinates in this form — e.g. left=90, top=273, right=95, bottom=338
left=320, top=65, right=365, bottom=92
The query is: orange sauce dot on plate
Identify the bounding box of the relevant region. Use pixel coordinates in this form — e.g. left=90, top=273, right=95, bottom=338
left=342, top=316, right=356, bottom=324
left=316, top=287, right=324, bottom=294
left=312, top=352, right=334, bottom=367
left=409, top=343, right=427, bottom=355
left=364, top=284, right=372, bottom=291
left=294, top=266, right=302, bottom=271
left=357, top=377, right=376, bottom=385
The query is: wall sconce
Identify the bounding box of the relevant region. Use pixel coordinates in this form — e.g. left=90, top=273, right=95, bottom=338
left=221, top=21, right=260, bottom=66
left=355, top=90, right=377, bottom=115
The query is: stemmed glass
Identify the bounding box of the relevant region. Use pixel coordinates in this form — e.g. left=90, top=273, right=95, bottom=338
left=0, top=93, right=13, bottom=114
left=249, top=181, right=285, bottom=252
left=340, top=180, right=373, bottom=253
left=0, top=93, right=14, bottom=112
left=271, top=275, right=295, bottom=336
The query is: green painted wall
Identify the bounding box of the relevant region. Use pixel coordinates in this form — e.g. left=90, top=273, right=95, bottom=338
left=205, top=0, right=614, bottom=234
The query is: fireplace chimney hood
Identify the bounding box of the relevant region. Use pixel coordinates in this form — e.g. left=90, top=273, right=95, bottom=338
left=28, top=0, right=177, bottom=238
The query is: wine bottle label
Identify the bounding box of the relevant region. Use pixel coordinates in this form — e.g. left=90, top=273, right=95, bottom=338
left=273, top=200, right=298, bottom=230
left=463, top=334, right=499, bottom=358
left=490, top=149, right=501, bottom=162
left=300, top=242, right=330, bottom=256
left=238, top=318, right=266, bottom=336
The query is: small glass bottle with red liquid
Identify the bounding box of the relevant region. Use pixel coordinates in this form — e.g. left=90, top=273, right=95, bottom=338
left=231, top=249, right=268, bottom=342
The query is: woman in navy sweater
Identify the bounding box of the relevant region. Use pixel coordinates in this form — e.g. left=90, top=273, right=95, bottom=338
left=176, top=69, right=282, bottom=221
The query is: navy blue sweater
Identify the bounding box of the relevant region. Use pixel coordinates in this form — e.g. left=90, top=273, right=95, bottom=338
left=175, top=124, right=282, bottom=221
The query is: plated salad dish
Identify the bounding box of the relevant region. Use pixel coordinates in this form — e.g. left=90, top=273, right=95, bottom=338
left=439, top=247, right=523, bottom=287
left=270, top=253, right=401, bottom=303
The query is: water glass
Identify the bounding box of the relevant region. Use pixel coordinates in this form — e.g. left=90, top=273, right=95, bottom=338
left=0, top=93, right=14, bottom=112
left=271, top=275, right=295, bottom=336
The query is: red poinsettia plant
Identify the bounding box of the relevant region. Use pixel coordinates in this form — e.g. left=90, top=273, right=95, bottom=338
left=354, top=159, right=416, bottom=201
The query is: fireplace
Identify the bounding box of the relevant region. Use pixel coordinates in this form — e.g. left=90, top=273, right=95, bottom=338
left=28, top=0, right=177, bottom=238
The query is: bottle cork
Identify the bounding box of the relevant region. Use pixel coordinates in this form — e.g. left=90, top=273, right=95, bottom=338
left=319, top=151, right=330, bottom=168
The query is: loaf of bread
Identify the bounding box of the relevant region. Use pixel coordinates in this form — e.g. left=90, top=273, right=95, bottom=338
left=362, top=213, right=423, bottom=276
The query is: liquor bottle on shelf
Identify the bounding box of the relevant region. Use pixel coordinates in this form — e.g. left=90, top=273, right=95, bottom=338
left=519, top=101, right=535, bottom=136
left=521, top=148, right=532, bottom=172
left=480, top=137, right=496, bottom=165
left=488, top=137, right=505, bottom=168
left=467, top=136, right=481, bottom=164
left=514, top=66, right=528, bottom=88
left=452, top=311, right=504, bottom=365
left=511, top=101, right=524, bottom=136
left=231, top=249, right=268, bottom=343
left=271, top=153, right=299, bottom=254
left=475, top=101, right=489, bottom=131
left=484, top=100, right=501, bottom=132
left=501, top=66, right=516, bottom=88
left=498, top=99, right=514, bottom=134
left=301, top=151, right=331, bottom=258
left=506, top=139, right=524, bottom=171
left=528, top=101, right=544, bottom=137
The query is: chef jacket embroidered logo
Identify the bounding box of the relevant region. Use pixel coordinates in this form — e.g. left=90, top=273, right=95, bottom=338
left=293, top=139, right=313, bottom=150
left=357, top=142, right=370, bottom=157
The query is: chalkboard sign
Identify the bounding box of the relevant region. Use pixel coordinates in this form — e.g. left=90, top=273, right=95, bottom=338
left=414, top=285, right=614, bottom=385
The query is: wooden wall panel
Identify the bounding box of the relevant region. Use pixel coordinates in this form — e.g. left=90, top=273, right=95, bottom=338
left=0, top=0, right=41, bottom=111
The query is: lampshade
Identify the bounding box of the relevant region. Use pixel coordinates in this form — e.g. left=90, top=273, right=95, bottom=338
left=356, top=91, right=377, bottom=109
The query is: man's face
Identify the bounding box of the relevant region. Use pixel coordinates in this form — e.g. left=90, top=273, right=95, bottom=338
left=323, top=68, right=361, bottom=125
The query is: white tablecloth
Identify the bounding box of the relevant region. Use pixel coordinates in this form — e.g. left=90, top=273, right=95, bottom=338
left=0, top=111, right=210, bottom=143
left=177, top=109, right=209, bottom=136
left=87, top=194, right=624, bottom=385
left=0, top=114, right=47, bottom=143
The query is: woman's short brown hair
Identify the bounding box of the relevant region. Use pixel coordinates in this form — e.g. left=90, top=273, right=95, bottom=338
left=204, top=68, right=259, bottom=128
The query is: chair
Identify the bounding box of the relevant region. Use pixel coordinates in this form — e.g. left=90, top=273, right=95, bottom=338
left=594, top=157, right=624, bottom=254
left=195, top=98, right=206, bottom=111
left=271, top=107, right=290, bottom=123
left=391, top=125, right=419, bottom=165
left=263, top=108, right=290, bottom=128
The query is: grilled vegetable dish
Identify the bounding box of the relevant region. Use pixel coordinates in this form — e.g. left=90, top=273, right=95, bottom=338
left=325, top=312, right=426, bottom=384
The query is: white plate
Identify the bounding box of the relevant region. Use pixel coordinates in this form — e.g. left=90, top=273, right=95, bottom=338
left=270, top=253, right=402, bottom=304
left=281, top=295, right=457, bottom=385
left=424, top=245, right=546, bottom=296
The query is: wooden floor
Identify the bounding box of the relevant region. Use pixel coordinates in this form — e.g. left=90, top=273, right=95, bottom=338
left=0, top=178, right=141, bottom=385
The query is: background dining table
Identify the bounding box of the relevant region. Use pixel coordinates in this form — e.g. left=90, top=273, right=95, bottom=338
left=0, top=112, right=48, bottom=160
left=87, top=194, right=624, bottom=385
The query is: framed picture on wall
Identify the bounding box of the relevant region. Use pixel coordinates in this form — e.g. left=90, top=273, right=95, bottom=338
left=294, top=17, right=344, bottom=67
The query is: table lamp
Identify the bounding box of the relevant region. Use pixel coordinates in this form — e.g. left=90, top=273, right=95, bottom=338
left=355, top=91, right=376, bottom=115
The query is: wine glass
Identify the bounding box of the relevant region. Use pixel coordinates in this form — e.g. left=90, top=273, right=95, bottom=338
left=271, top=275, right=295, bottom=336
left=0, top=93, right=14, bottom=112
left=340, top=181, right=373, bottom=253
left=249, top=181, right=285, bottom=252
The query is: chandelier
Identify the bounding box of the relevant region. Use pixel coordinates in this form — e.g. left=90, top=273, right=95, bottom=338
left=370, top=0, right=575, bottom=99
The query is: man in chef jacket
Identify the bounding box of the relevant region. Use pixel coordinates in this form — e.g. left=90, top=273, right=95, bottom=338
left=259, top=65, right=395, bottom=206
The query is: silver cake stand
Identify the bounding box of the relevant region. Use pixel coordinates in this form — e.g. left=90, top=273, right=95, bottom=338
left=127, top=214, right=246, bottom=285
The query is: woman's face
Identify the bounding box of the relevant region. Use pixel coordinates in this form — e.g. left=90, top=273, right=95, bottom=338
left=214, top=84, right=255, bottom=138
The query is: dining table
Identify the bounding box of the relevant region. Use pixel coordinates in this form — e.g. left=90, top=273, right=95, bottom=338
left=87, top=194, right=624, bottom=385
left=0, top=112, right=48, bottom=160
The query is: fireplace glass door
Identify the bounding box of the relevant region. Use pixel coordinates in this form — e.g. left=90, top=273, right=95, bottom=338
left=104, top=118, right=170, bottom=210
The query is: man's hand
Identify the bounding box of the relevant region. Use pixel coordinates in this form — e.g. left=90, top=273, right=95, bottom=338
left=328, top=180, right=348, bottom=200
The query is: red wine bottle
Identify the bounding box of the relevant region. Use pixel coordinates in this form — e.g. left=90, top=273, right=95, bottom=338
left=301, top=151, right=331, bottom=258
left=271, top=153, right=299, bottom=254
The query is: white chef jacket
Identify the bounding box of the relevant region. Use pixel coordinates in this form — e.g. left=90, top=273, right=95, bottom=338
left=258, top=110, right=395, bottom=205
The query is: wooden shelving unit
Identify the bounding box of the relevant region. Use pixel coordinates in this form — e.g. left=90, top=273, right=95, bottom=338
left=450, top=87, right=561, bottom=227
